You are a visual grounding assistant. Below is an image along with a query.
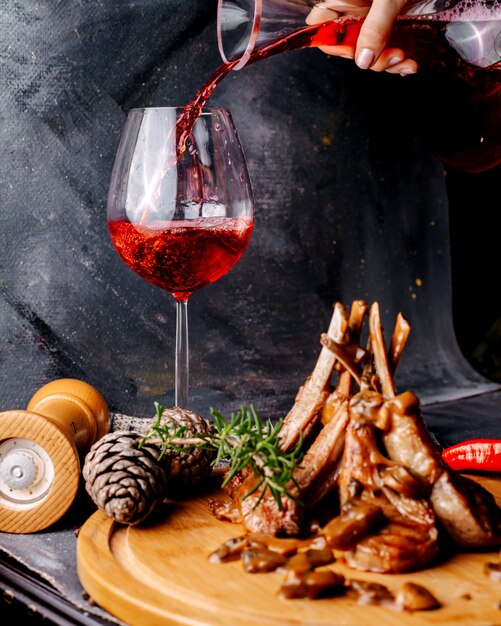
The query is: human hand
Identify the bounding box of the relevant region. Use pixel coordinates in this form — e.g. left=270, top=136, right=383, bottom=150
left=306, top=0, right=418, bottom=76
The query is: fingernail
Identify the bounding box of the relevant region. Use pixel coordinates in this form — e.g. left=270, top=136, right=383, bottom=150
left=340, top=54, right=353, bottom=59
left=400, top=68, right=416, bottom=76
left=388, top=56, right=403, bottom=67
left=356, top=48, right=375, bottom=70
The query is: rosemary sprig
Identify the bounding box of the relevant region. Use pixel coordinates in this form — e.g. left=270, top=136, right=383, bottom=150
left=140, top=402, right=304, bottom=510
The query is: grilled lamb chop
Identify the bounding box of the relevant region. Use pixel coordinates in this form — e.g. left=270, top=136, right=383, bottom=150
left=431, top=470, right=501, bottom=547
left=225, top=469, right=303, bottom=536
left=333, top=415, right=439, bottom=573
left=277, top=303, right=346, bottom=453
left=345, top=521, right=438, bottom=574
left=294, top=401, right=350, bottom=505
left=366, top=304, right=501, bottom=548
left=372, top=393, right=500, bottom=546
left=219, top=301, right=367, bottom=536
left=279, top=301, right=367, bottom=451
left=212, top=299, right=501, bottom=574
left=219, top=402, right=350, bottom=536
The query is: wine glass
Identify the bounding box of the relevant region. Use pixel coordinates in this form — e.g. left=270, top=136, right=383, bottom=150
left=107, top=107, right=254, bottom=408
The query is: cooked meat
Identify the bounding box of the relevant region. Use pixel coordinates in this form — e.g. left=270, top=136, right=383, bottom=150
left=230, top=472, right=303, bottom=536
left=208, top=497, right=242, bottom=524
left=336, top=417, right=439, bottom=573
left=381, top=393, right=501, bottom=547
left=294, top=401, right=349, bottom=495
left=337, top=415, right=408, bottom=507
left=345, top=521, right=439, bottom=574
left=278, top=303, right=348, bottom=452
left=379, top=464, right=431, bottom=499
left=230, top=403, right=349, bottom=536
left=212, top=299, right=501, bottom=580
left=381, top=392, right=443, bottom=485
left=304, top=455, right=344, bottom=510
left=396, top=582, right=441, bottom=611
left=431, top=470, right=501, bottom=547
left=279, top=300, right=367, bottom=451
left=322, top=500, right=385, bottom=550
left=365, top=301, right=501, bottom=549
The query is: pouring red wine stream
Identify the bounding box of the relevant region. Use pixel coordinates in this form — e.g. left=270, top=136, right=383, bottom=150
left=176, top=13, right=500, bottom=173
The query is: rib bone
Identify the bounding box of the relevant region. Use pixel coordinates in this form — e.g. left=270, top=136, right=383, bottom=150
left=388, top=312, right=411, bottom=376
left=368, top=302, right=395, bottom=398
left=279, top=303, right=349, bottom=451
left=293, top=401, right=350, bottom=495
left=321, top=300, right=367, bottom=425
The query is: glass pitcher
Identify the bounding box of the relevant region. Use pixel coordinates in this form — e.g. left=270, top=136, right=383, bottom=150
left=217, top=0, right=501, bottom=71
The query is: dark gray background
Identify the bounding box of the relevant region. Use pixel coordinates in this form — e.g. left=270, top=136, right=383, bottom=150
left=0, top=3, right=500, bottom=623
left=1, top=0, right=499, bottom=430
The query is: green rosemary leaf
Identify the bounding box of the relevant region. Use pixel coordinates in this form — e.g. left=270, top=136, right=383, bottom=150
left=144, top=403, right=305, bottom=509
left=153, top=401, right=164, bottom=428
left=242, top=476, right=266, bottom=500
left=221, top=462, right=242, bottom=488
left=253, top=481, right=271, bottom=509
left=250, top=405, right=263, bottom=438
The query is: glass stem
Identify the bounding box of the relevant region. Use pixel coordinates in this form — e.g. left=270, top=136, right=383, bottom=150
left=175, top=298, right=189, bottom=408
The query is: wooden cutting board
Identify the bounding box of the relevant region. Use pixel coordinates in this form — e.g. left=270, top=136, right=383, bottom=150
left=77, top=476, right=501, bottom=626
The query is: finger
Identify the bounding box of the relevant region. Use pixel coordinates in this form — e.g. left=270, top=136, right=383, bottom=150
left=369, top=48, right=418, bottom=73
left=370, top=47, right=404, bottom=71
left=355, top=0, right=406, bottom=69
left=384, top=59, right=418, bottom=75
left=317, top=44, right=354, bottom=59
left=306, top=7, right=340, bottom=25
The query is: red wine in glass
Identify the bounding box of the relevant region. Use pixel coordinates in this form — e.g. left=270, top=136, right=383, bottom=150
left=108, top=216, right=253, bottom=301
left=107, top=107, right=254, bottom=408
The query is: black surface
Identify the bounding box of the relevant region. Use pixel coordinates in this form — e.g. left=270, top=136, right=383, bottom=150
left=0, top=553, right=113, bottom=626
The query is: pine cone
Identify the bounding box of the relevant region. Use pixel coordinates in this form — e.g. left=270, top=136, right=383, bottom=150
left=144, top=407, right=216, bottom=493
left=82, top=431, right=167, bottom=525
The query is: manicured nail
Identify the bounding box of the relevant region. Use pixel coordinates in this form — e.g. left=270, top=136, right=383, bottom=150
left=400, top=68, right=416, bottom=76
left=356, top=48, right=375, bottom=70
left=388, top=56, right=403, bottom=67
left=340, top=54, right=353, bottom=59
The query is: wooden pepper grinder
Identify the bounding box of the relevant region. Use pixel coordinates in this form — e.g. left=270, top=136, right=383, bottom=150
left=0, top=379, right=110, bottom=533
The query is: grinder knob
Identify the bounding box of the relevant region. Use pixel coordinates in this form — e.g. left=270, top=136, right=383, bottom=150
left=1, top=448, right=39, bottom=490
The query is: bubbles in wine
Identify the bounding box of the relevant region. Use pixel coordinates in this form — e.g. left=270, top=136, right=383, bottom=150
left=435, top=0, right=501, bottom=22
left=420, top=0, right=501, bottom=69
